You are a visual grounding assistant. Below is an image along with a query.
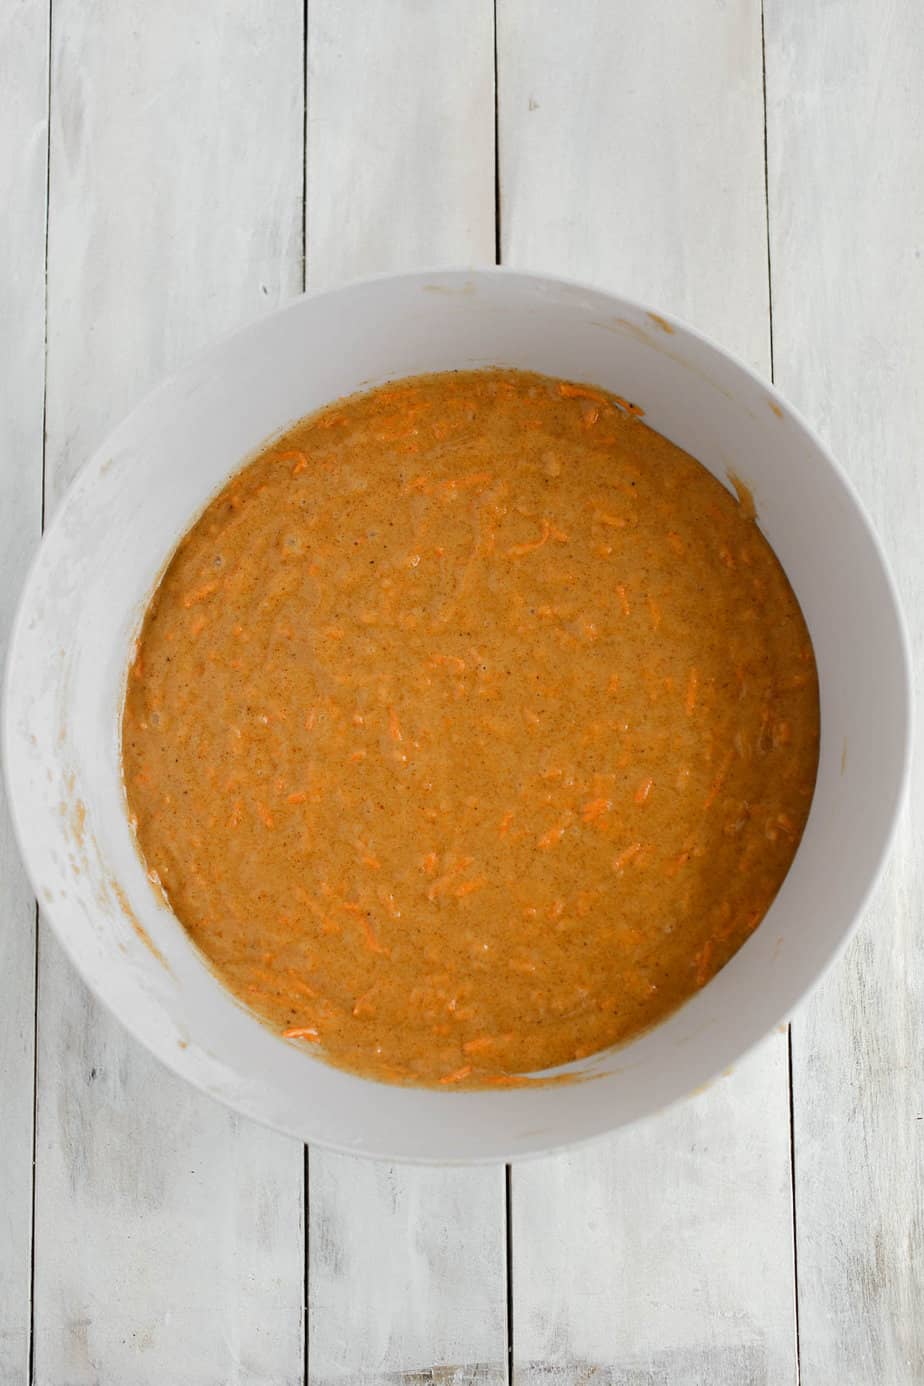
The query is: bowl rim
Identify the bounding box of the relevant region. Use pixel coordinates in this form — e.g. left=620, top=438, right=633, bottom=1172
left=2, top=264, right=913, bottom=1163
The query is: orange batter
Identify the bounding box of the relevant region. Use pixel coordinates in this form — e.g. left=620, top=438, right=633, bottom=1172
left=122, top=370, right=819, bottom=1086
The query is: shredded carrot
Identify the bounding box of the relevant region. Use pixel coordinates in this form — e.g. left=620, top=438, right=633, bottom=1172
left=454, top=878, right=487, bottom=897
left=361, top=917, right=387, bottom=955
left=182, top=580, right=220, bottom=609
left=581, top=798, right=611, bottom=823
left=616, top=584, right=630, bottom=616
left=276, top=448, right=309, bottom=476
left=704, top=750, right=735, bottom=809
left=694, top=940, right=715, bottom=987
left=428, top=863, right=484, bottom=900
left=388, top=707, right=403, bottom=742
left=538, top=819, right=570, bottom=849
left=508, top=518, right=551, bottom=557
left=612, top=395, right=644, bottom=417
left=439, top=1065, right=473, bottom=1085
left=607, top=674, right=620, bottom=694
left=444, top=471, right=493, bottom=492
left=559, top=381, right=609, bottom=405
left=407, top=471, right=493, bottom=497
left=463, top=1035, right=497, bottom=1055
left=613, top=842, right=643, bottom=872
left=352, top=989, right=377, bottom=1019
left=665, top=839, right=696, bottom=877
left=256, top=803, right=275, bottom=829
left=634, top=777, right=653, bottom=805
left=499, top=810, right=515, bottom=837
left=283, top=1026, right=320, bottom=1042
left=287, top=791, right=307, bottom=805
left=743, top=908, right=763, bottom=934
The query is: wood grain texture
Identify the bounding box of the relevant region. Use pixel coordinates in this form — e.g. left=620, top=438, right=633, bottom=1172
left=0, top=1, right=46, bottom=1380
left=765, top=3, right=924, bottom=1381
left=497, top=2, right=798, bottom=1381
left=309, top=1158, right=507, bottom=1386
left=304, top=6, right=506, bottom=1385
left=35, top=3, right=305, bottom=1382
left=306, top=0, right=496, bottom=290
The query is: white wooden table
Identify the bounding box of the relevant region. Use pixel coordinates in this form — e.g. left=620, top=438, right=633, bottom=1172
left=2, top=3, right=922, bottom=1382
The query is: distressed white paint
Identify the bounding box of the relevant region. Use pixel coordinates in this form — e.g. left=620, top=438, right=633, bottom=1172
left=498, top=0, right=773, bottom=372
left=3, top=1, right=919, bottom=1381
left=305, top=6, right=507, bottom=1383
left=306, top=0, right=495, bottom=292
left=309, top=1158, right=506, bottom=1386
left=766, top=3, right=924, bottom=1381
left=0, top=0, right=46, bottom=1380
left=34, top=2, right=305, bottom=1382
left=498, top=2, right=798, bottom=1381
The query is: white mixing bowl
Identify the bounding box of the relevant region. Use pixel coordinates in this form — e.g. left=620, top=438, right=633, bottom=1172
left=3, top=269, right=911, bottom=1162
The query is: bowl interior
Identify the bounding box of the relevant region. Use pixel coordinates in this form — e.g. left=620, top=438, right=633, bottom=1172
left=3, top=269, right=910, bottom=1161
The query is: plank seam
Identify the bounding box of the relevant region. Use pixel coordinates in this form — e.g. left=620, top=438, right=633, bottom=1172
left=763, top=9, right=800, bottom=1378
left=303, top=1144, right=310, bottom=1386
left=763, top=10, right=799, bottom=1378
left=28, top=908, right=39, bottom=1386
left=30, top=2, right=54, bottom=1378
left=40, top=0, right=52, bottom=526
left=302, top=0, right=309, bottom=294
left=505, top=1164, right=513, bottom=1384
left=493, top=0, right=501, bottom=266
left=760, top=0, right=775, bottom=384
left=788, top=1026, right=803, bottom=1385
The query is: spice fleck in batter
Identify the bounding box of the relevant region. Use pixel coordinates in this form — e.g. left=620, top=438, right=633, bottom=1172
left=123, top=370, right=819, bottom=1086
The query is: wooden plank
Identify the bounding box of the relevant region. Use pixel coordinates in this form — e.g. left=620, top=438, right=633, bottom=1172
left=304, top=6, right=507, bottom=1385
left=306, top=0, right=496, bottom=291
left=309, top=1158, right=507, bottom=1386
left=35, top=3, right=306, bottom=1382
left=497, top=3, right=799, bottom=1381
left=0, top=0, right=47, bottom=1380
left=765, top=4, right=924, bottom=1381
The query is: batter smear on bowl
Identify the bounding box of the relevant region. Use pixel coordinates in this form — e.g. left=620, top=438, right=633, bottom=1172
left=122, top=369, right=819, bottom=1086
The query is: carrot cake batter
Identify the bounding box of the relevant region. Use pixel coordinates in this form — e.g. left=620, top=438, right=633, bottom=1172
left=123, top=370, right=819, bottom=1086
